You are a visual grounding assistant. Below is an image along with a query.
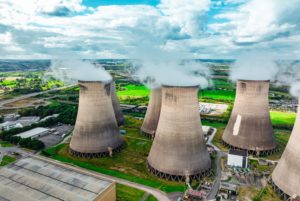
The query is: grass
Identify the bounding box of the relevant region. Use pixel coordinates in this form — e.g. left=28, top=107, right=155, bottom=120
left=238, top=185, right=282, bottom=201
left=0, top=140, right=14, bottom=147
left=145, top=195, right=158, bottom=201
left=199, top=89, right=235, bottom=102
left=42, top=116, right=186, bottom=193
left=266, top=129, right=291, bottom=160
left=116, top=183, right=146, bottom=201
left=118, top=84, right=150, bottom=98
left=0, top=155, right=16, bottom=166
left=270, top=110, right=296, bottom=128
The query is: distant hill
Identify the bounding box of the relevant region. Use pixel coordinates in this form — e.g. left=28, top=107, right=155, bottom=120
left=0, top=60, right=51, bottom=72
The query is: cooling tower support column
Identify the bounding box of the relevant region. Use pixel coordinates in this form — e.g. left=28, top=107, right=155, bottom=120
left=271, top=98, right=300, bottom=200
left=141, top=88, right=162, bottom=138
left=111, top=81, right=124, bottom=126
left=147, top=85, right=212, bottom=181
left=70, top=80, right=124, bottom=158
left=222, top=80, right=276, bottom=156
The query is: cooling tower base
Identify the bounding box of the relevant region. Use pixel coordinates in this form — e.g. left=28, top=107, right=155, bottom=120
left=147, top=161, right=212, bottom=182
left=270, top=179, right=291, bottom=201
left=69, top=143, right=124, bottom=158
left=140, top=130, right=155, bottom=139
left=222, top=140, right=277, bottom=156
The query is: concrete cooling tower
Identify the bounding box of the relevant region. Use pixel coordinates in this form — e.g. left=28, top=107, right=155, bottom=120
left=70, top=80, right=123, bottom=158
left=222, top=80, right=276, bottom=156
left=272, top=98, right=300, bottom=200
left=111, top=81, right=124, bottom=126
left=147, top=85, right=211, bottom=181
left=141, top=88, right=162, bottom=138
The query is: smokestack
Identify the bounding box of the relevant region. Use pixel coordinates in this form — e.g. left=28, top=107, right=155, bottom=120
left=141, top=88, right=162, bottom=138
left=271, top=98, right=300, bottom=200
left=70, top=81, right=123, bottom=158
left=222, top=80, right=276, bottom=155
left=147, top=85, right=211, bottom=181
left=111, top=81, right=124, bottom=126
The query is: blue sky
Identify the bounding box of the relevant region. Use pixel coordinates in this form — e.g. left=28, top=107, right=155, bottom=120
left=0, top=0, right=299, bottom=59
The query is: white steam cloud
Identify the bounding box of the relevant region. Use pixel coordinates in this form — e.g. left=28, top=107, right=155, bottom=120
left=230, top=51, right=279, bottom=81
left=229, top=51, right=300, bottom=97
left=128, top=30, right=211, bottom=88
left=45, top=59, right=112, bottom=84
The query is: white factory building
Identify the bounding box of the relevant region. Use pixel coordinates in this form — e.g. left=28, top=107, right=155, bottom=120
left=16, top=127, right=50, bottom=139
left=227, top=149, right=248, bottom=168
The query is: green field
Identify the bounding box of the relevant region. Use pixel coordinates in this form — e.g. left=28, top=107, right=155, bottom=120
left=42, top=116, right=186, bottom=194
left=118, top=84, right=150, bottom=97
left=270, top=110, right=296, bottom=128
left=0, top=155, right=16, bottom=166
left=116, top=183, right=158, bottom=201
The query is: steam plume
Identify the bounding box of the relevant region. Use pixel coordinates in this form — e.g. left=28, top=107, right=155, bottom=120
left=45, top=59, right=112, bottom=84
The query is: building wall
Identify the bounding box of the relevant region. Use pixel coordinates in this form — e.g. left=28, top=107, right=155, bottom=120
left=228, top=154, right=244, bottom=168
left=94, top=183, right=116, bottom=201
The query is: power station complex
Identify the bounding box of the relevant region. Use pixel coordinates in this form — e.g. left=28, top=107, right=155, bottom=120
left=67, top=77, right=299, bottom=199
left=222, top=80, right=277, bottom=156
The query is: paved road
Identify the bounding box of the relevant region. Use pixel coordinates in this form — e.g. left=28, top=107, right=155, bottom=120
left=33, top=155, right=171, bottom=201
left=0, top=85, right=74, bottom=108
left=206, top=128, right=227, bottom=200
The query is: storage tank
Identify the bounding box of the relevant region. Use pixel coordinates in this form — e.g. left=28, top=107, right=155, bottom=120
left=222, top=80, right=276, bottom=156
left=147, top=85, right=211, bottom=181
left=70, top=80, right=123, bottom=158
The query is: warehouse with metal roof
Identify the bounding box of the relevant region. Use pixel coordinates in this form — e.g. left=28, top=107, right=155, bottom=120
left=0, top=156, right=116, bottom=201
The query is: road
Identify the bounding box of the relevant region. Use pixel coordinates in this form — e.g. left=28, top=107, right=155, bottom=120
left=206, top=128, right=226, bottom=200
left=0, top=85, right=74, bottom=108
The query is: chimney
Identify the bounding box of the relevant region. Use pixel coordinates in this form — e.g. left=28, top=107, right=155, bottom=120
left=70, top=80, right=123, bottom=158
left=111, top=81, right=124, bottom=126
left=222, top=80, right=276, bottom=156
left=272, top=98, right=300, bottom=200
left=147, top=85, right=211, bottom=181
left=141, top=88, right=162, bottom=138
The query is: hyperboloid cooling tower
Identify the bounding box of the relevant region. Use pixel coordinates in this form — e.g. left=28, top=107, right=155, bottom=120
left=111, top=81, right=124, bottom=126
left=222, top=80, right=276, bottom=155
left=141, top=88, right=162, bottom=138
left=272, top=98, right=300, bottom=200
left=70, top=80, right=123, bottom=158
left=147, top=85, right=211, bottom=181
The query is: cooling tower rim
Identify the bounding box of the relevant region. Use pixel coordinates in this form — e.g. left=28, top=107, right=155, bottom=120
left=237, top=79, right=270, bottom=83
left=162, top=84, right=199, bottom=88
left=78, top=79, right=112, bottom=84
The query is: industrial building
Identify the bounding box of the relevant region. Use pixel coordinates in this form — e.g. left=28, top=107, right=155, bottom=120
left=147, top=85, right=211, bottom=181
left=0, top=156, right=116, bottom=201
left=227, top=149, right=248, bottom=168
left=0, top=116, right=40, bottom=131
left=222, top=80, right=276, bottom=156
left=272, top=99, right=300, bottom=200
left=111, top=81, right=124, bottom=126
left=141, top=87, right=162, bottom=138
left=70, top=80, right=123, bottom=158
left=16, top=127, right=50, bottom=139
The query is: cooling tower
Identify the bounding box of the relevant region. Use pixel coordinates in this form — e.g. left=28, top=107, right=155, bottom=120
left=147, top=85, right=211, bottom=181
left=70, top=80, right=123, bottom=158
left=222, top=80, right=276, bottom=155
left=141, top=88, right=162, bottom=138
left=271, top=98, right=300, bottom=200
left=111, top=81, right=124, bottom=126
